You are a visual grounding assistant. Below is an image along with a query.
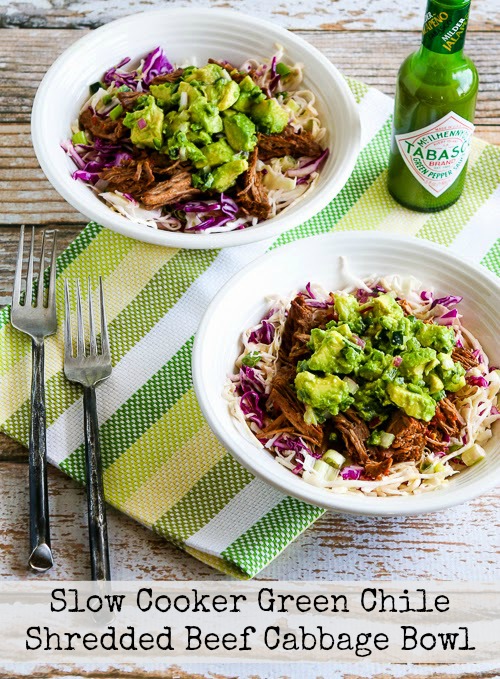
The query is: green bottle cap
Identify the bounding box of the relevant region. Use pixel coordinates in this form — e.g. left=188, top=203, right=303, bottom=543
left=422, top=0, right=471, bottom=54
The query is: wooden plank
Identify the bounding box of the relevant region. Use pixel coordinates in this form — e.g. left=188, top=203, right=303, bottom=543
left=1, top=0, right=499, bottom=31
left=0, top=30, right=498, bottom=227
left=1, top=460, right=499, bottom=581
left=0, top=667, right=498, bottom=679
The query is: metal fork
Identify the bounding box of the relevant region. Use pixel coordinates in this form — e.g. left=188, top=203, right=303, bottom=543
left=11, top=226, right=57, bottom=573
left=64, top=277, right=112, bottom=581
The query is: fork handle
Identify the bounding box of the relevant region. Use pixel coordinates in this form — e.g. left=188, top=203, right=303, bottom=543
left=83, top=385, right=111, bottom=581
left=28, top=340, right=54, bottom=572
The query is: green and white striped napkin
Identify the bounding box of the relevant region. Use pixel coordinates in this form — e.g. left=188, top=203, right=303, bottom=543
left=1, top=79, right=499, bottom=578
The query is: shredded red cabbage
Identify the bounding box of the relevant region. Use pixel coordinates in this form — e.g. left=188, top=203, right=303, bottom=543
left=141, top=46, right=174, bottom=85
left=436, top=308, right=459, bottom=326
left=420, top=290, right=432, bottom=302
left=340, top=466, right=363, bottom=480
left=248, top=319, right=275, bottom=344
left=62, top=139, right=133, bottom=185
left=240, top=390, right=265, bottom=429
left=103, top=56, right=139, bottom=90
left=239, top=365, right=266, bottom=395
left=431, top=295, right=463, bottom=309
left=393, top=355, right=403, bottom=367
left=467, top=375, right=489, bottom=388
left=356, top=285, right=386, bottom=304
left=472, top=349, right=484, bottom=363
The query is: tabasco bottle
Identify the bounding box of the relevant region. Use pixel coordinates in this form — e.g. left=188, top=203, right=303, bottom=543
left=387, top=0, right=478, bottom=211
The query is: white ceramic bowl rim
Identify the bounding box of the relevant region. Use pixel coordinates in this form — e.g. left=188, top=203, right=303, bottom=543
left=193, top=232, right=500, bottom=516
left=31, top=7, right=361, bottom=249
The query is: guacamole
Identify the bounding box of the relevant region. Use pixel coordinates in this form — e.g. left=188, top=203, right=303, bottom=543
left=118, top=58, right=289, bottom=192
left=295, top=290, right=464, bottom=424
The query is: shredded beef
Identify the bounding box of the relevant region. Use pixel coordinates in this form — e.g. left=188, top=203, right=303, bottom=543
left=452, top=347, right=479, bottom=371
left=279, top=295, right=335, bottom=365
left=333, top=410, right=374, bottom=465
left=385, top=411, right=426, bottom=463
left=236, top=148, right=271, bottom=221
left=333, top=409, right=392, bottom=479
left=268, top=367, right=323, bottom=448
left=149, top=68, right=185, bottom=85
left=260, top=413, right=295, bottom=439
left=397, top=299, right=413, bottom=316
left=257, top=126, right=323, bottom=161
left=79, top=107, right=127, bottom=142
left=429, top=397, right=465, bottom=439
left=117, top=90, right=144, bottom=111
left=149, top=155, right=186, bottom=176
left=100, top=157, right=155, bottom=194
left=140, top=171, right=201, bottom=208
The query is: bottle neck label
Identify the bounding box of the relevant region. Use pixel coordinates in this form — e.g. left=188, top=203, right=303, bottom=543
left=422, top=1, right=470, bottom=54
left=395, top=112, right=474, bottom=197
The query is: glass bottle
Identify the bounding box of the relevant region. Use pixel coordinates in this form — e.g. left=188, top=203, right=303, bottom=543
left=387, top=0, right=478, bottom=211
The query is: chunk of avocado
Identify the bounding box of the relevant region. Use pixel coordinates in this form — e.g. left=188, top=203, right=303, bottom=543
left=186, top=127, right=212, bottom=146
left=250, top=98, right=289, bottom=133
left=370, top=293, right=404, bottom=322
left=223, top=112, right=257, bottom=152
left=334, top=294, right=364, bottom=334
left=164, top=110, right=190, bottom=137
left=399, top=347, right=439, bottom=382
left=206, top=78, right=240, bottom=111
left=357, top=348, right=391, bottom=381
left=123, top=95, right=164, bottom=149
left=436, top=358, right=466, bottom=392
left=211, top=158, right=248, bottom=192
left=166, top=131, right=207, bottom=165
left=178, top=81, right=203, bottom=107
left=386, top=382, right=436, bottom=421
left=307, top=328, right=363, bottom=375
left=427, top=372, right=445, bottom=394
left=416, top=323, right=455, bottom=353
left=195, top=139, right=234, bottom=169
left=295, top=371, right=352, bottom=418
left=149, top=82, right=179, bottom=109
left=188, top=98, right=223, bottom=134
left=232, top=75, right=266, bottom=113
left=184, top=63, right=225, bottom=85
left=354, top=379, right=391, bottom=421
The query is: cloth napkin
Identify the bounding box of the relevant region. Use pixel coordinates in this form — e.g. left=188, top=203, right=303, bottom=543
left=1, top=78, right=499, bottom=578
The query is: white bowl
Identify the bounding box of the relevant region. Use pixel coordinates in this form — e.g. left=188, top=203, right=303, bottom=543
left=193, top=232, right=500, bottom=516
left=31, top=8, right=360, bottom=250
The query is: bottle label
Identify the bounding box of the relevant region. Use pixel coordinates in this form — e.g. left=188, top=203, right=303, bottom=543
left=422, top=0, right=470, bottom=54
left=395, top=112, right=474, bottom=197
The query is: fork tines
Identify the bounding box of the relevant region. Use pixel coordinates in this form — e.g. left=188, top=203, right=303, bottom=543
left=64, top=277, right=110, bottom=360
left=12, top=226, right=57, bottom=312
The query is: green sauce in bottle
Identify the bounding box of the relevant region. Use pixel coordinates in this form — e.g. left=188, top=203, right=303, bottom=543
left=387, top=0, right=478, bottom=212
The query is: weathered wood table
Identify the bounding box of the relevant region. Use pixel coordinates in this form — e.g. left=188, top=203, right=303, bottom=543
left=1, top=1, right=499, bottom=676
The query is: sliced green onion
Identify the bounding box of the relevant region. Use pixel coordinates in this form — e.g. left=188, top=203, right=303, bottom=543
left=276, top=62, right=292, bottom=77
left=461, top=444, right=486, bottom=467
left=242, top=351, right=261, bottom=367
left=322, top=449, right=346, bottom=469
left=109, top=104, right=124, bottom=120
left=102, top=94, right=112, bottom=105
left=71, top=131, right=88, bottom=145
left=313, top=459, right=340, bottom=482
left=378, top=432, right=395, bottom=448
